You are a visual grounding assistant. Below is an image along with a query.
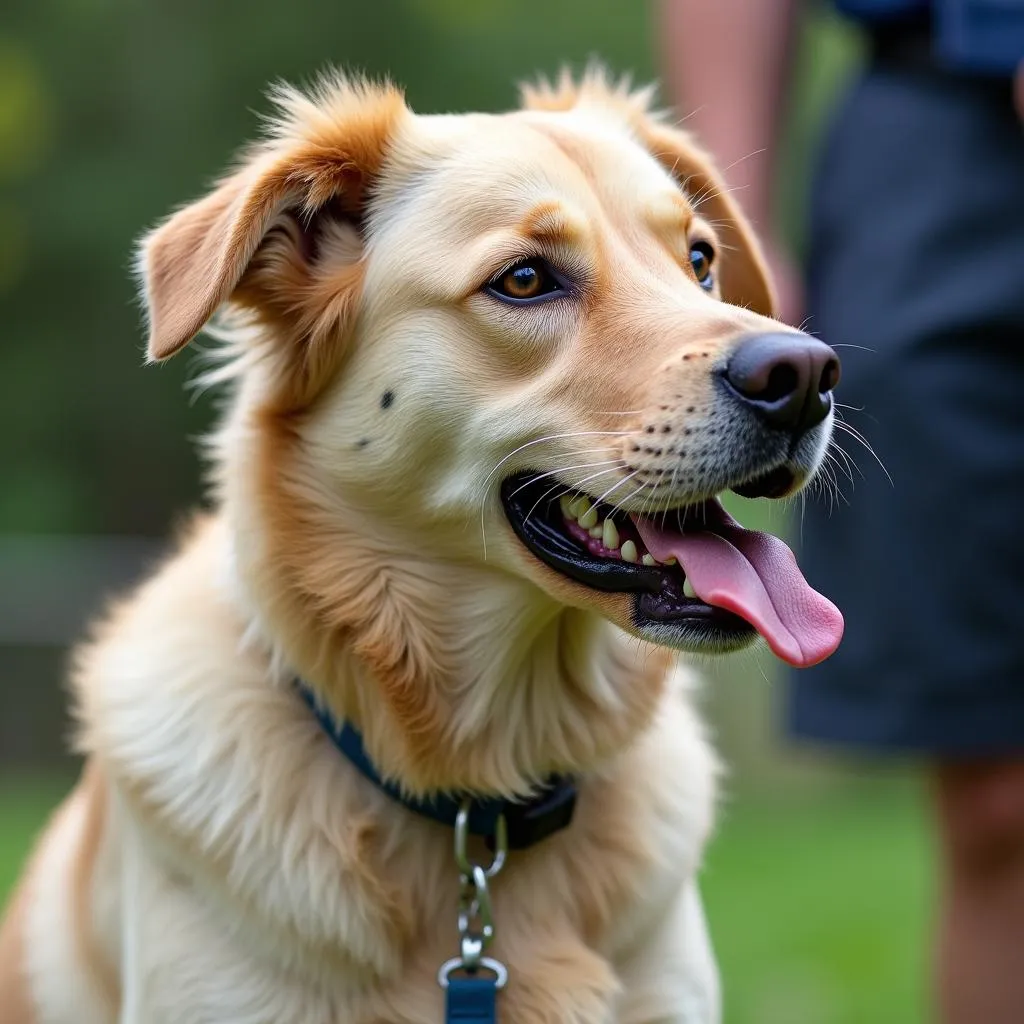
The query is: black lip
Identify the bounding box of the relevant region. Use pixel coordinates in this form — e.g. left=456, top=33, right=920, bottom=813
left=500, top=472, right=754, bottom=639
left=731, top=464, right=797, bottom=499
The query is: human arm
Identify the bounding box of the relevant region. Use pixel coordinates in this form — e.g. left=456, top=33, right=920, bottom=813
left=657, top=0, right=803, bottom=323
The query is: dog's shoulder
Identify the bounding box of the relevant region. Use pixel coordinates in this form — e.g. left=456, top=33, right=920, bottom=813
left=1, top=762, right=119, bottom=1024
left=72, top=512, right=253, bottom=764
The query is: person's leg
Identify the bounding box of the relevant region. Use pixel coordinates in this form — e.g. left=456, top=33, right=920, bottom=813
left=790, top=55, right=1024, bottom=1020
left=933, top=759, right=1024, bottom=1023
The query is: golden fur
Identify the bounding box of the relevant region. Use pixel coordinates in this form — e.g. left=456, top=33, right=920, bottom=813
left=0, top=68, right=813, bottom=1022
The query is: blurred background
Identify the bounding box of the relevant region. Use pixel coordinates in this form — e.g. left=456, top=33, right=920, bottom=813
left=0, top=2, right=928, bottom=1022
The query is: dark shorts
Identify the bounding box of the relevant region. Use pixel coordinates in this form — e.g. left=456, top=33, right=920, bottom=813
left=786, top=53, right=1024, bottom=754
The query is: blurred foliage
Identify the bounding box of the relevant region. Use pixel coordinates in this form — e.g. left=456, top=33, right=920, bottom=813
left=0, top=0, right=859, bottom=537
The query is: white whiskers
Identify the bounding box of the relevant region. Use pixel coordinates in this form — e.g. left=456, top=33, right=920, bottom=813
left=607, top=480, right=651, bottom=519
left=520, top=466, right=626, bottom=534
left=478, top=431, right=632, bottom=558
left=594, top=471, right=641, bottom=508
left=831, top=416, right=892, bottom=487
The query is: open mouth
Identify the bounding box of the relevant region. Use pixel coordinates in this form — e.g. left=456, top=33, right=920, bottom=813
left=501, top=472, right=843, bottom=667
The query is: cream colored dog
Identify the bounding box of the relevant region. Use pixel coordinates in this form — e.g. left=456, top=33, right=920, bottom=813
left=0, top=69, right=843, bottom=1024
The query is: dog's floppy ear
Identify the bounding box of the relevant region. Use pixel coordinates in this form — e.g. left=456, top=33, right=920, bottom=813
left=521, top=68, right=775, bottom=317
left=639, top=121, right=776, bottom=318
left=138, top=76, right=408, bottom=364
left=140, top=154, right=287, bottom=362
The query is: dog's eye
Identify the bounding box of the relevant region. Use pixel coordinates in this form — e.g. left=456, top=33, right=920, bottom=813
left=487, top=258, right=564, bottom=304
left=689, top=242, right=715, bottom=291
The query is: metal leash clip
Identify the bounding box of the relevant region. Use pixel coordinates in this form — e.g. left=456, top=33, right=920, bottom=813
left=438, top=799, right=509, bottom=1021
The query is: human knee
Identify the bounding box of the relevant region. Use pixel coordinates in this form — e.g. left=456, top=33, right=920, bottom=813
left=936, top=760, right=1024, bottom=877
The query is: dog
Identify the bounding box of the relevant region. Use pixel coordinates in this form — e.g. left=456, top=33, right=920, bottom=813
left=0, top=68, right=843, bottom=1024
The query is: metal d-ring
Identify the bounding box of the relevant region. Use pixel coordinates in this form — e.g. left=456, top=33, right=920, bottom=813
left=437, top=956, right=509, bottom=990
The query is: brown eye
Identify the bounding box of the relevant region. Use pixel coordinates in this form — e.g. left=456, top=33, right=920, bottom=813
left=689, top=241, right=715, bottom=291
left=487, top=258, right=565, bottom=304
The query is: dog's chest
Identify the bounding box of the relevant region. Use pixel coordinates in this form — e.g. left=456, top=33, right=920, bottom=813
left=240, top=826, right=707, bottom=1024
left=116, top=683, right=717, bottom=1022
left=307, top=726, right=713, bottom=1022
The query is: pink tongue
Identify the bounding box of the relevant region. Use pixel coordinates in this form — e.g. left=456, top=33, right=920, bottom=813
left=633, top=511, right=843, bottom=668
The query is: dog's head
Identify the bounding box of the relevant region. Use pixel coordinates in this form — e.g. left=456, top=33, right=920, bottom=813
left=137, top=70, right=842, bottom=785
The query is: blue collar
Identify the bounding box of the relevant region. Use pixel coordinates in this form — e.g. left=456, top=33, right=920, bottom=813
left=298, top=684, right=577, bottom=850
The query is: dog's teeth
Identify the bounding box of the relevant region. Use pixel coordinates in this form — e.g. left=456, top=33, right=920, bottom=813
left=602, top=518, right=620, bottom=550
left=560, top=495, right=575, bottom=518
left=620, top=540, right=638, bottom=563
left=664, top=556, right=677, bottom=566
left=683, top=578, right=698, bottom=599
left=589, top=525, right=604, bottom=538
left=578, top=503, right=598, bottom=529
left=568, top=496, right=588, bottom=520
left=642, top=554, right=656, bottom=566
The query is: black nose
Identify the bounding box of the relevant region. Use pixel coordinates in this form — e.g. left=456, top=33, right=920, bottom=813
left=723, top=333, right=841, bottom=434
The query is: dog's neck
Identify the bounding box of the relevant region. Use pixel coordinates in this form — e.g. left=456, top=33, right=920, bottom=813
left=226, top=497, right=671, bottom=798
left=207, top=382, right=672, bottom=797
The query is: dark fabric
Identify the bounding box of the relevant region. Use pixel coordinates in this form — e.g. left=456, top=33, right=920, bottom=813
left=934, top=0, right=1024, bottom=74
left=835, top=0, right=1024, bottom=74
left=787, top=58, right=1024, bottom=754
left=835, top=0, right=929, bottom=20
left=297, top=683, right=577, bottom=849
left=446, top=976, right=499, bottom=1023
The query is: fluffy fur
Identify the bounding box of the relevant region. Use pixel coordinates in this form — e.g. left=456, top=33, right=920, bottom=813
left=0, top=68, right=806, bottom=1023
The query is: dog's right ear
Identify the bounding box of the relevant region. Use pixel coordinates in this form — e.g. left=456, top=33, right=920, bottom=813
left=137, top=76, right=407, bottom=364
left=521, top=68, right=776, bottom=318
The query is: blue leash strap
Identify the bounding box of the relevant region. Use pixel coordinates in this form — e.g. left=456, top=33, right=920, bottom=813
left=439, top=957, right=506, bottom=1023
left=445, top=974, right=499, bottom=1023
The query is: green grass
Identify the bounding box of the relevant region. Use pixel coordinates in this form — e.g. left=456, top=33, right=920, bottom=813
left=0, top=775, right=71, bottom=896
left=0, top=776, right=931, bottom=1023
left=704, top=782, right=932, bottom=1024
